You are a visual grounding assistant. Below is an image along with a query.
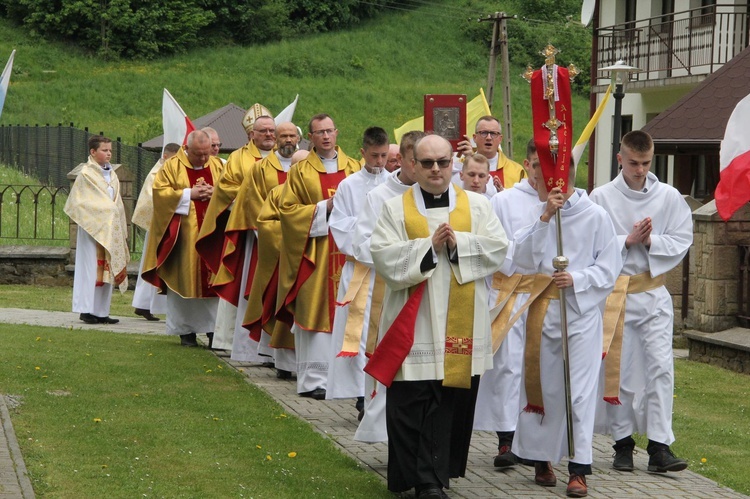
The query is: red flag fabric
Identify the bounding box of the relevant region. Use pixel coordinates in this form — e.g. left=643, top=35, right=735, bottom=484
left=715, top=92, right=750, bottom=221
left=530, top=65, right=573, bottom=193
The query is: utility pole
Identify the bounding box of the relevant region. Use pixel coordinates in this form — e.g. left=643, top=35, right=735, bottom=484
left=480, top=12, right=516, bottom=158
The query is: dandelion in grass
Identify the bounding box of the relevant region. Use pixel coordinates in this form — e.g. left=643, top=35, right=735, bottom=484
left=266, top=455, right=272, bottom=461
left=213, top=417, right=219, bottom=421
left=288, top=452, right=297, bottom=458
left=701, top=457, right=707, bottom=464
left=35, top=366, right=40, bottom=370
left=239, top=368, right=244, bottom=373
left=93, top=418, right=102, bottom=423
left=148, top=353, right=153, bottom=357
left=206, top=369, right=213, bottom=373
left=36, top=337, right=41, bottom=341
left=42, top=375, right=48, bottom=379
left=102, top=464, right=108, bottom=469
left=256, top=445, right=262, bottom=449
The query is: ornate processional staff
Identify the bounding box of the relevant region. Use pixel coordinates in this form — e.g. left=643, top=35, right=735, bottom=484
left=523, top=44, right=579, bottom=459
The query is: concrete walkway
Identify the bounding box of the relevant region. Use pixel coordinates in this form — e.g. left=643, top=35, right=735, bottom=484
left=0, top=308, right=747, bottom=498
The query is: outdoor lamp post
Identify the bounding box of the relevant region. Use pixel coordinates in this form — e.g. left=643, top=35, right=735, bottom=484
left=599, top=60, right=641, bottom=180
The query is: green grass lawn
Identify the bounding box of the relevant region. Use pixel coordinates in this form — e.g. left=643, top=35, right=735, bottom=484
left=2, top=284, right=750, bottom=495
left=0, top=323, right=392, bottom=498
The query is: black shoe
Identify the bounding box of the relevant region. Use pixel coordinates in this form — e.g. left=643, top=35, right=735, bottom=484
left=300, top=388, right=326, bottom=400
left=180, top=333, right=198, bottom=347
left=494, top=444, right=517, bottom=469
left=134, top=308, right=160, bottom=321
left=80, top=313, right=99, bottom=324
left=206, top=332, right=214, bottom=350
left=276, top=369, right=292, bottom=380
left=355, top=396, right=365, bottom=412
left=416, top=484, right=446, bottom=499
left=97, top=316, right=119, bottom=324
left=612, top=436, right=635, bottom=471
left=647, top=443, right=688, bottom=473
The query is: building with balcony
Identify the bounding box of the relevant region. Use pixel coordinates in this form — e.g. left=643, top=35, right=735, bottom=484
left=589, top=0, right=749, bottom=200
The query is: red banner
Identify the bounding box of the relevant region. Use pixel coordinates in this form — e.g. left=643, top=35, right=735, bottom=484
left=530, top=65, right=573, bottom=193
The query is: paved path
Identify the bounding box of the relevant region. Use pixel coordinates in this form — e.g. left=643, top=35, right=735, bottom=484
left=0, top=308, right=747, bottom=498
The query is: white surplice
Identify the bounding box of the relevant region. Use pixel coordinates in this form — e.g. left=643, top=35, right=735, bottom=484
left=327, top=167, right=388, bottom=400
left=352, top=169, right=411, bottom=443
left=590, top=172, right=693, bottom=445
left=510, top=189, right=620, bottom=465
left=370, top=184, right=508, bottom=382
left=473, top=178, right=541, bottom=433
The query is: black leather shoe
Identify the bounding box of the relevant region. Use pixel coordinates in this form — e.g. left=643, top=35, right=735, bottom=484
left=97, top=316, right=119, bottom=324
left=300, top=388, right=326, bottom=400
left=180, top=333, right=198, bottom=347
left=206, top=332, right=214, bottom=349
left=276, top=369, right=292, bottom=380
left=80, top=313, right=99, bottom=324
left=647, top=443, right=688, bottom=472
left=134, top=308, right=160, bottom=321
left=355, top=396, right=365, bottom=412
left=416, top=484, right=448, bottom=499
left=494, top=444, right=517, bottom=469
left=613, top=446, right=635, bottom=471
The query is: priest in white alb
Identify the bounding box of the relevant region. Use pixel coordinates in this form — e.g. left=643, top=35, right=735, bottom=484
left=367, top=134, right=507, bottom=498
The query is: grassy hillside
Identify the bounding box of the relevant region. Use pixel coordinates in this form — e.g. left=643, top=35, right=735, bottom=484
left=0, top=1, right=592, bottom=172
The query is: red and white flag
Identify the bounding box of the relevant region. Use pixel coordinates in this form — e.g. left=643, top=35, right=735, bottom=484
left=162, top=88, right=194, bottom=153
left=715, top=92, right=750, bottom=221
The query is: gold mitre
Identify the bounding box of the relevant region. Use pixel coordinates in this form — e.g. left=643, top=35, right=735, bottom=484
left=242, top=103, right=273, bottom=132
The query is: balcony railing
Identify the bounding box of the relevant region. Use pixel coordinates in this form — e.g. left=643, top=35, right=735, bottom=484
left=596, top=4, right=749, bottom=85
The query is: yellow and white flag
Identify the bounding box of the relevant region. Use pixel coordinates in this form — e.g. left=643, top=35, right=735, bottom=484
left=572, top=83, right=613, bottom=167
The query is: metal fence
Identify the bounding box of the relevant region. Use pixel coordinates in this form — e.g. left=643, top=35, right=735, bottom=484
left=0, top=184, right=70, bottom=243
left=0, top=123, right=161, bottom=253
left=0, top=123, right=160, bottom=193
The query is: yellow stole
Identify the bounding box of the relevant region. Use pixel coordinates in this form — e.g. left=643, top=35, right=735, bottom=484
left=337, top=257, right=372, bottom=356
left=601, top=272, right=666, bottom=404
left=403, top=187, right=475, bottom=389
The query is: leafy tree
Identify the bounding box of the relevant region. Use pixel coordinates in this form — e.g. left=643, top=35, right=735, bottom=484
left=0, top=0, right=215, bottom=58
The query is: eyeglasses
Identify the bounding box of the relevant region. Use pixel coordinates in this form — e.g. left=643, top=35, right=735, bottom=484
left=254, top=128, right=275, bottom=135
left=416, top=158, right=452, bottom=169
left=311, top=128, right=336, bottom=136
left=211, top=143, right=222, bottom=148
left=476, top=130, right=501, bottom=139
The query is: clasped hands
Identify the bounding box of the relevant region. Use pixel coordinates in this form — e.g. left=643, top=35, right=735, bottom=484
left=190, top=178, right=213, bottom=202
left=432, top=222, right=457, bottom=254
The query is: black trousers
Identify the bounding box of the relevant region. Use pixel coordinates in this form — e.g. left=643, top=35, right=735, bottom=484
left=385, top=375, right=480, bottom=492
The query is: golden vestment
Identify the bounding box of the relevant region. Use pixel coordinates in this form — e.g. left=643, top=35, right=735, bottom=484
left=276, top=147, right=361, bottom=333
left=141, top=149, right=223, bottom=298
left=210, top=152, right=289, bottom=303
left=131, top=158, right=164, bottom=231
left=64, top=157, right=130, bottom=292
left=195, top=141, right=264, bottom=279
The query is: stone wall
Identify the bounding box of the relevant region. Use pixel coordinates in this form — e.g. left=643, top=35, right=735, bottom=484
left=0, top=245, right=71, bottom=286
left=687, top=338, right=750, bottom=374
left=691, top=200, right=750, bottom=332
